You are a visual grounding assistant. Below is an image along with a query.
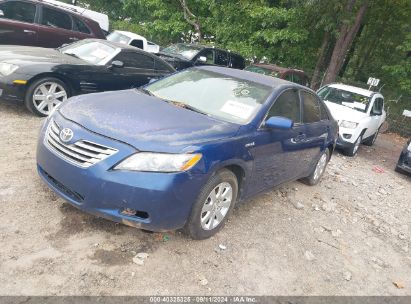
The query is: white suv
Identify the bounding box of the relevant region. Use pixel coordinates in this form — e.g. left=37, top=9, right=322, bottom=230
left=318, top=83, right=386, bottom=156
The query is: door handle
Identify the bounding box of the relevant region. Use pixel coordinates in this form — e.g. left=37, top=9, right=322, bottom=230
left=69, top=37, right=79, bottom=41
left=291, top=133, right=306, bottom=143
left=23, top=30, right=36, bottom=34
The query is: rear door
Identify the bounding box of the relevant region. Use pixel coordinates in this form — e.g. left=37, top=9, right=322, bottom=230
left=299, top=90, right=328, bottom=175
left=0, top=0, right=38, bottom=46
left=37, top=5, right=84, bottom=48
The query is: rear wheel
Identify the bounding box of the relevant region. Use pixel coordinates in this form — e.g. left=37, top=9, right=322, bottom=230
left=302, top=149, right=330, bottom=186
left=25, top=77, right=69, bottom=117
left=344, top=134, right=362, bottom=156
left=184, top=169, right=238, bottom=240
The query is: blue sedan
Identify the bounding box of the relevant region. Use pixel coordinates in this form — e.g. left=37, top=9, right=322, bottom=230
left=36, top=66, right=338, bottom=239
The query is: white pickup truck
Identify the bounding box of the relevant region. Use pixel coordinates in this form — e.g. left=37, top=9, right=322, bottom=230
left=107, top=31, right=160, bottom=53
left=318, top=83, right=386, bottom=156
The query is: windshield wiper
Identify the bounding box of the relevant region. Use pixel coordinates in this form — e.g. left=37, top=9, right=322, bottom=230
left=166, top=100, right=209, bottom=116
left=137, top=88, right=155, bottom=96
left=64, top=52, right=81, bottom=59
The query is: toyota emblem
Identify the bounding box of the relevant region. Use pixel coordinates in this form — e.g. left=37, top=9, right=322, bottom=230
left=60, top=128, right=74, bottom=143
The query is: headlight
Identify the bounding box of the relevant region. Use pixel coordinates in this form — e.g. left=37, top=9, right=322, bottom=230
left=0, top=62, right=19, bottom=76
left=114, top=152, right=202, bottom=172
left=339, top=120, right=358, bottom=129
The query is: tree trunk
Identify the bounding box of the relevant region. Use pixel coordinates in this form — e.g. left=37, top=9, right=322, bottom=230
left=311, top=31, right=330, bottom=90
left=323, top=0, right=368, bottom=85
left=179, top=0, right=202, bottom=42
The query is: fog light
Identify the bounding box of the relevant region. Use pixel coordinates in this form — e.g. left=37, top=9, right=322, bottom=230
left=343, top=134, right=352, bottom=139
left=121, top=208, right=149, bottom=219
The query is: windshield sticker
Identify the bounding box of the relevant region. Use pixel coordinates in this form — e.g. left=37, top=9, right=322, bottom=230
left=220, top=100, right=255, bottom=120
left=91, top=49, right=110, bottom=59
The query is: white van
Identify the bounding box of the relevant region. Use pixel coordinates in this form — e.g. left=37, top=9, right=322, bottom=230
left=42, top=0, right=109, bottom=31
left=107, top=30, right=160, bottom=53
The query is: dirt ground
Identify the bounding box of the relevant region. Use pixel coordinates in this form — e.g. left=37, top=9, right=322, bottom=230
left=0, top=100, right=410, bottom=296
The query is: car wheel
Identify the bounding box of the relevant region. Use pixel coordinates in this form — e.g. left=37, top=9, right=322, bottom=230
left=363, top=128, right=380, bottom=146
left=25, top=77, right=69, bottom=117
left=184, top=169, right=238, bottom=240
left=345, top=134, right=362, bottom=156
left=302, top=148, right=330, bottom=186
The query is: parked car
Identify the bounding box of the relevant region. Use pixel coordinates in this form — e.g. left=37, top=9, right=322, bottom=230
left=318, top=83, right=386, bottom=156
left=0, top=0, right=106, bottom=48
left=0, top=39, right=175, bottom=116
left=42, top=0, right=109, bottom=32
left=107, top=30, right=160, bottom=53
left=245, top=64, right=310, bottom=86
left=157, top=43, right=246, bottom=70
left=395, top=139, right=411, bottom=175
left=36, top=66, right=338, bottom=239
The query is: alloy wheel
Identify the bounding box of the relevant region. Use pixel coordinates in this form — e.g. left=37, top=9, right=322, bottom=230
left=32, top=82, right=67, bottom=116
left=200, top=182, right=233, bottom=231
left=313, top=152, right=328, bottom=181
left=353, top=136, right=362, bottom=154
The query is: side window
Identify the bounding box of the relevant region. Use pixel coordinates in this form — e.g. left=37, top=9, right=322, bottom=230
left=130, top=39, right=144, bottom=49
left=230, top=54, right=245, bottom=69
left=293, top=73, right=302, bottom=85
left=372, top=97, right=384, bottom=115
left=155, top=59, right=173, bottom=72
left=198, top=49, right=214, bottom=64
left=41, top=7, right=72, bottom=30
left=0, top=1, right=36, bottom=23
left=73, top=17, right=90, bottom=34
left=319, top=100, right=329, bottom=120
left=215, top=50, right=229, bottom=66
left=301, top=91, right=321, bottom=123
left=266, top=90, right=301, bottom=123
left=114, top=52, right=154, bottom=69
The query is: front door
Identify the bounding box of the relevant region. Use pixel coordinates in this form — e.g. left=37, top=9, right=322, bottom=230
left=246, top=89, right=305, bottom=196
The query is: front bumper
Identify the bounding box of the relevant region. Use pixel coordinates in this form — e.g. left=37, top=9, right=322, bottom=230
left=36, top=114, right=208, bottom=231
left=396, top=147, right=411, bottom=175
left=0, top=73, right=28, bottom=102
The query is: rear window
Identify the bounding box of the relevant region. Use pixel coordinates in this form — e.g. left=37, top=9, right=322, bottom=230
left=0, top=1, right=36, bottom=23
left=230, top=54, right=245, bottom=69
left=41, top=6, right=72, bottom=30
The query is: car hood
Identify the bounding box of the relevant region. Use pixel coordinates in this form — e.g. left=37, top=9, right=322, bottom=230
left=0, top=45, right=86, bottom=65
left=324, top=100, right=368, bottom=123
left=59, top=90, right=240, bottom=153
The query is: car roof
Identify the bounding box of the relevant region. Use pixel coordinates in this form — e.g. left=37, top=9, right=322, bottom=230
left=197, top=66, right=310, bottom=91
left=172, top=43, right=243, bottom=57
left=113, top=30, right=148, bottom=42
left=327, top=83, right=377, bottom=97
left=252, top=63, right=306, bottom=74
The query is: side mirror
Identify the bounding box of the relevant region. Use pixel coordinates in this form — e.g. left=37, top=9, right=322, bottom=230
left=110, top=60, right=124, bottom=69
left=265, top=116, right=294, bottom=130
left=197, top=56, right=207, bottom=63
left=0, top=10, right=4, bottom=17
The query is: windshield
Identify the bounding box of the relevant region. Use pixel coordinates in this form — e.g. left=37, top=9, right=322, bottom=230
left=145, top=69, right=272, bottom=124
left=245, top=65, right=280, bottom=78
left=107, top=32, right=131, bottom=45
left=162, top=44, right=203, bottom=60
left=60, top=41, right=117, bottom=65
left=318, top=86, right=370, bottom=113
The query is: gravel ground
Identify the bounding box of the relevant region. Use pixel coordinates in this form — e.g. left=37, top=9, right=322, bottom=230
left=0, top=100, right=410, bottom=296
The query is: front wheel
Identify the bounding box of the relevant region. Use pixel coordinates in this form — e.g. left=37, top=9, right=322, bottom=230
left=363, top=128, right=380, bottom=146
left=344, top=134, right=362, bottom=156
left=184, top=169, right=238, bottom=240
left=25, top=77, right=69, bottom=117
left=302, top=149, right=330, bottom=186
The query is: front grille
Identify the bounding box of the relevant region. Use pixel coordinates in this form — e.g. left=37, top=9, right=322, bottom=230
left=45, top=120, right=118, bottom=168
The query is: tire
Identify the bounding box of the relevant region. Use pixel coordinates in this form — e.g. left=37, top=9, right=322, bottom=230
left=344, top=134, right=362, bottom=157
left=363, top=128, right=380, bottom=146
left=302, top=148, right=330, bottom=186
left=25, top=77, right=69, bottom=117
left=184, top=169, right=238, bottom=240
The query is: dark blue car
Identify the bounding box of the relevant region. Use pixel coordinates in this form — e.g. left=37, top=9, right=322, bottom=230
left=36, top=66, right=338, bottom=239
